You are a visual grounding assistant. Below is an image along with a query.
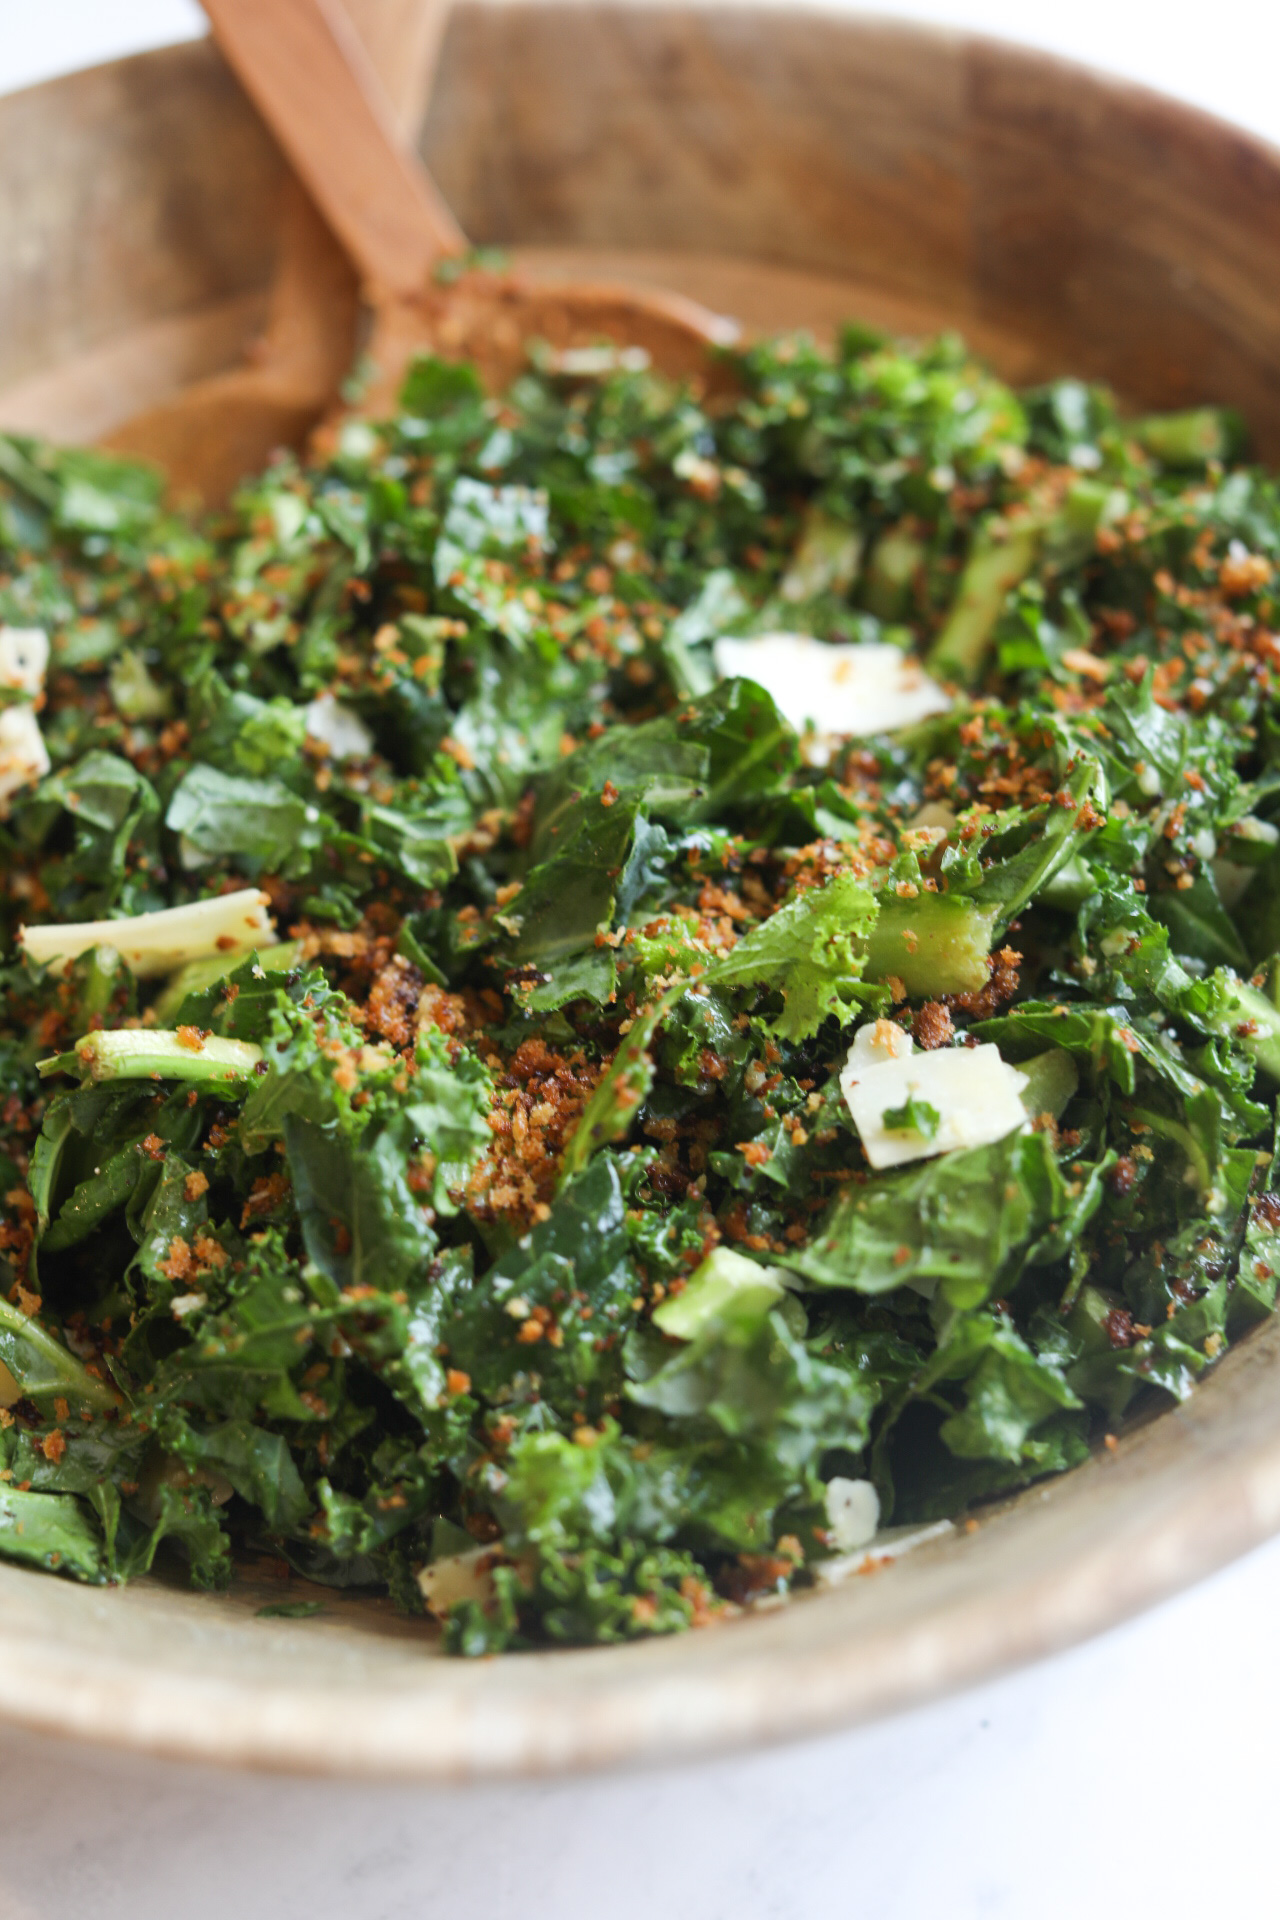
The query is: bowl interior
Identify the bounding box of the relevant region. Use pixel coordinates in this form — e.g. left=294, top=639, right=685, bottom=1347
left=2, top=5, right=1280, bottom=1777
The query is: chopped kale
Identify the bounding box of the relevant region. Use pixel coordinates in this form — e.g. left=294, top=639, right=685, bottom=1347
left=0, top=325, right=1278, bottom=1649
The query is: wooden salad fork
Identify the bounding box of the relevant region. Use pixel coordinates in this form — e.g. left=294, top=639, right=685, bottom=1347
left=109, top=0, right=737, bottom=504
left=104, top=0, right=443, bottom=503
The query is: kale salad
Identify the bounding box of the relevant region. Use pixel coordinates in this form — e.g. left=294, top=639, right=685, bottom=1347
left=2, top=326, right=1280, bottom=1654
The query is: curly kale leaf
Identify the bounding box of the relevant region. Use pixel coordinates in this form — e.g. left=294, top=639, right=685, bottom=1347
left=708, top=871, right=879, bottom=1041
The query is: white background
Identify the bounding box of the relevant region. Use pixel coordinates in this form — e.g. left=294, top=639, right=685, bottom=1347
left=3, top=5, right=1280, bottom=1917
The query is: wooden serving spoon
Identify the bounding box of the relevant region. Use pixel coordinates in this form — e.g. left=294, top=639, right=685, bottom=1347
left=193, top=0, right=737, bottom=446
left=104, top=0, right=448, bottom=505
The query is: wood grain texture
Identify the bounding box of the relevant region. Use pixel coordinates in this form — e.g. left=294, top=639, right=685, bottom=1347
left=423, top=3, right=1280, bottom=455
left=203, top=0, right=464, bottom=292
left=343, top=0, right=453, bottom=129
left=194, top=0, right=735, bottom=439
left=965, top=40, right=1280, bottom=441
left=11, top=9, right=1280, bottom=447
left=0, top=42, right=285, bottom=398
left=0, top=290, right=270, bottom=444
left=104, top=0, right=454, bottom=504
left=428, top=7, right=973, bottom=303
left=4, top=8, right=1280, bottom=1773
left=101, top=178, right=360, bottom=507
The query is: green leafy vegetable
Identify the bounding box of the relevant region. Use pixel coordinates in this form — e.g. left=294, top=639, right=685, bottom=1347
left=0, top=315, right=1277, bottom=1651
left=708, top=872, right=878, bottom=1040
left=881, top=1096, right=941, bottom=1140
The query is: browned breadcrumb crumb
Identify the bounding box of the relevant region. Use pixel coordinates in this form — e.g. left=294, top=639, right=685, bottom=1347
left=467, top=1037, right=607, bottom=1230
left=942, top=947, right=1022, bottom=1019
left=364, top=955, right=423, bottom=1049
left=912, top=1001, right=955, bottom=1050
left=158, top=1237, right=193, bottom=1281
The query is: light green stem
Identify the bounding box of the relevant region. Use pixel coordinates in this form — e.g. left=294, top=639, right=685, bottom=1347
left=40, top=1029, right=264, bottom=1087
left=927, top=521, right=1040, bottom=683
left=864, top=893, right=998, bottom=997
left=861, top=528, right=925, bottom=620
left=1037, top=855, right=1093, bottom=912
left=1135, top=408, right=1239, bottom=468
left=928, top=484, right=1115, bottom=684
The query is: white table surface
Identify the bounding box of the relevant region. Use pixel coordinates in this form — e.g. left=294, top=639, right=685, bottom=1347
left=3, top=6, right=1280, bottom=1916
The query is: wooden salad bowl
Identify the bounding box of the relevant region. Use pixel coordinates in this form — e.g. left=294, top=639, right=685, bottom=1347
left=3, top=4, right=1280, bottom=1779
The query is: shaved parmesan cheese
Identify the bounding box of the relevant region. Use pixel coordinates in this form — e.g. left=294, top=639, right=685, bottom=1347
left=0, top=627, right=51, bottom=811
left=713, top=632, right=951, bottom=740
left=0, top=626, right=49, bottom=696
left=846, top=1019, right=914, bottom=1068
left=824, top=1476, right=880, bottom=1553
left=304, top=693, right=373, bottom=761
left=815, top=1519, right=954, bottom=1587
left=909, top=801, right=957, bottom=836
left=0, top=704, right=50, bottom=809
left=418, top=1545, right=533, bottom=1619
left=21, top=887, right=277, bottom=979
left=840, top=1022, right=1028, bottom=1169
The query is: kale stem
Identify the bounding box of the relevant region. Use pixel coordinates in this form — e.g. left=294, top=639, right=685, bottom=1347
left=865, top=893, right=998, bottom=997
left=1135, top=407, right=1239, bottom=469
left=928, top=485, right=1116, bottom=684
left=927, top=520, right=1040, bottom=684
left=39, top=1029, right=264, bottom=1087
left=20, top=888, right=276, bottom=980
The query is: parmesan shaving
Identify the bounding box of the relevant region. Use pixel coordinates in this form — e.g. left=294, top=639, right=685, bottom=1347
left=815, top=1520, right=955, bottom=1587
left=713, top=632, right=951, bottom=740
left=0, top=705, right=50, bottom=809
left=0, top=626, right=49, bottom=696
left=304, top=694, right=373, bottom=761
left=823, top=1476, right=880, bottom=1553
left=418, top=1545, right=533, bottom=1619
left=840, top=1023, right=1028, bottom=1169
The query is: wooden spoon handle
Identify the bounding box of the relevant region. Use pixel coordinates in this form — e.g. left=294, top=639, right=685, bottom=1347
left=202, top=0, right=464, bottom=297
left=339, top=0, right=450, bottom=135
